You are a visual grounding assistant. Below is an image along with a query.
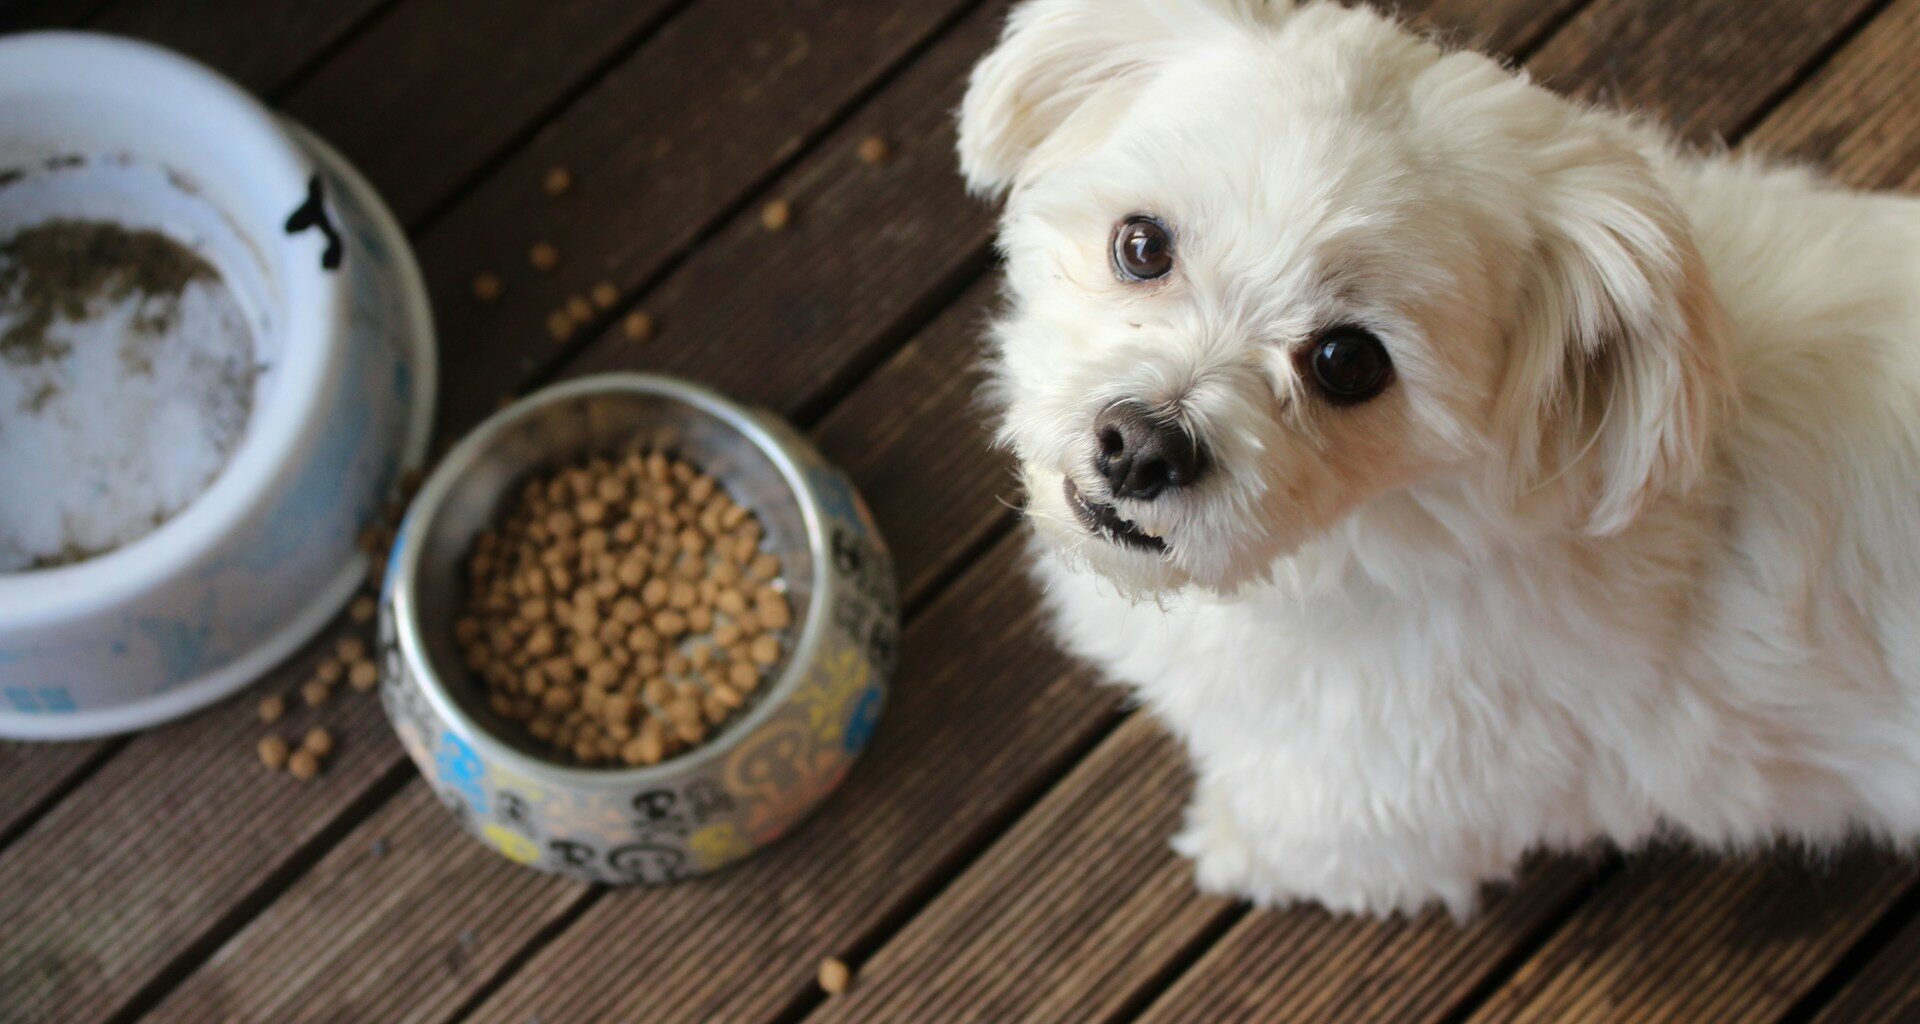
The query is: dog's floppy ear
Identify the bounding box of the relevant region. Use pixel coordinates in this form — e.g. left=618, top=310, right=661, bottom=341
left=958, top=0, right=1290, bottom=196
left=1497, top=118, right=1729, bottom=536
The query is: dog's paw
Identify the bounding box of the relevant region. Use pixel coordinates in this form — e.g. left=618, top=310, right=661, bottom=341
left=1172, top=786, right=1261, bottom=896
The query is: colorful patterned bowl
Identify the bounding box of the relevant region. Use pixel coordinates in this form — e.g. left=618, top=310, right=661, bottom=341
left=379, top=374, right=897, bottom=884
left=0, top=34, right=435, bottom=739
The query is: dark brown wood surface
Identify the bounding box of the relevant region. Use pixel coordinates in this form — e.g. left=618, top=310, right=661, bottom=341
left=3, top=0, right=1919, bottom=1021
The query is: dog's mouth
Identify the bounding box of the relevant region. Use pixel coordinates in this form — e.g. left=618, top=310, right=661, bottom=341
left=1064, top=479, right=1165, bottom=552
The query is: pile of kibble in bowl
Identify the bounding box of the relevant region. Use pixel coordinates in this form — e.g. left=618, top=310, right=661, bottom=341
left=455, top=447, right=791, bottom=767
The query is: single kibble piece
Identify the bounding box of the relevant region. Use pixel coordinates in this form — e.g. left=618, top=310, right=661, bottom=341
left=349, top=594, right=377, bottom=623
left=529, top=242, right=560, bottom=271
left=819, top=957, right=854, bottom=995
left=543, top=166, right=573, bottom=196
left=258, top=734, right=290, bottom=770
left=349, top=661, right=380, bottom=691
left=591, top=281, right=619, bottom=309
left=288, top=748, right=322, bottom=782
left=760, top=199, right=792, bottom=232
left=623, top=310, right=654, bottom=343
left=546, top=310, right=574, bottom=342
left=472, top=272, right=503, bottom=303
left=302, top=678, right=331, bottom=708
left=566, top=294, right=594, bottom=324
left=316, top=658, right=344, bottom=685
left=303, top=727, right=334, bottom=757
left=258, top=694, right=287, bottom=724
left=338, top=636, right=367, bottom=663
left=856, top=135, right=890, bottom=166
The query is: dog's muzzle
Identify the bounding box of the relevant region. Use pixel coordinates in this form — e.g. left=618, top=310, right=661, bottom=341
left=1064, top=478, right=1164, bottom=552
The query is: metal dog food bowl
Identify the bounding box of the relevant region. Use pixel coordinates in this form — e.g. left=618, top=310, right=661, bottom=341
left=379, top=374, right=897, bottom=884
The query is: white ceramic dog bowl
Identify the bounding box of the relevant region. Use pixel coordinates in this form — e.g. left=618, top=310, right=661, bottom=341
left=0, top=33, right=436, bottom=739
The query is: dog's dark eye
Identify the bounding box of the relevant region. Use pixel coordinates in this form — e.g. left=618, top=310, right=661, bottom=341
left=1111, top=216, right=1173, bottom=281
left=1307, top=327, right=1392, bottom=404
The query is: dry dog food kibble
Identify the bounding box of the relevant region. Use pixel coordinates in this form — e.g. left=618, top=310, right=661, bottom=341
left=818, top=957, right=854, bottom=995
left=456, top=447, right=790, bottom=766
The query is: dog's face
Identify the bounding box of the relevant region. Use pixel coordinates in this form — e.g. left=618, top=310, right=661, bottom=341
left=960, top=0, right=1726, bottom=595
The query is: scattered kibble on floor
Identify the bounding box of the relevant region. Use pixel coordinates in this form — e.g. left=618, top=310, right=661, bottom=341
left=566, top=294, right=594, bottom=324
left=350, top=594, right=377, bottom=624
left=622, top=310, right=654, bottom=344
left=258, top=693, right=286, bottom=724
left=760, top=199, right=792, bottom=232
left=303, top=726, right=335, bottom=758
left=456, top=447, right=789, bottom=766
left=288, top=747, right=321, bottom=782
left=546, top=310, right=574, bottom=342
left=472, top=272, right=503, bottom=303
left=818, top=957, right=854, bottom=995
left=258, top=734, right=289, bottom=770
left=543, top=166, right=573, bottom=196
left=529, top=242, right=559, bottom=271
left=349, top=660, right=379, bottom=691
left=856, top=135, right=890, bottom=166
left=591, top=281, right=618, bottom=309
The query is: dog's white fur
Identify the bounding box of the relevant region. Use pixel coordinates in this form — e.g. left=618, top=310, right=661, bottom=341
left=958, top=0, right=1920, bottom=916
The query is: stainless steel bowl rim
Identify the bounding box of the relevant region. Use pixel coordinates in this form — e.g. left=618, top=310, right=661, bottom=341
left=390, top=373, right=836, bottom=790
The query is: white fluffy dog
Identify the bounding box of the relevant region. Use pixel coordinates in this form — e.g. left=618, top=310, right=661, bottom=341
left=958, top=0, right=1920, bottom=916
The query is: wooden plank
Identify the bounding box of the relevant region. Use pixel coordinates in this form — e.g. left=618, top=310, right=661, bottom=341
left=89, top=0, right=391, bottom=95
left=0, top=622, right=402, bottom=1024
left=1808, top=906, right=1920, bottom=1023
left=1526, top=0, right=1884, bottom=143
left=541, top=2, right=1004, bottom=427
left=805, top=715, right=1227, bottom=1024
left=1465, top=851, right=1915, bottom=1023
left=812, top=277, right=1011, bottom=602
left=415, top=0, right=987, bottom=439
left=1133, top=867, right=1596, bottom=1024
left=0, top=3, right=995, bottom=1021
left=1745, top=0, right=1920, bottom=190
left=0, top=741, right=112, bottom=847
left=145, top=784, right=590, bottom=1024
left=279, top=0, right=682, bottom=226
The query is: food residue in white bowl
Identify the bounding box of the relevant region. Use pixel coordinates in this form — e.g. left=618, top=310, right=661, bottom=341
left=0, top=217, right=261, bottom=571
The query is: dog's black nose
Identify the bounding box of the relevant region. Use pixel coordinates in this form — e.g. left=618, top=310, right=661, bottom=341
left=1093, top=402, right=1204, bottom=502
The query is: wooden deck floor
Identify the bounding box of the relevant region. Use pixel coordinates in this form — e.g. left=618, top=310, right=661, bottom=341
left=4, top=0, right=1920, bottom=1021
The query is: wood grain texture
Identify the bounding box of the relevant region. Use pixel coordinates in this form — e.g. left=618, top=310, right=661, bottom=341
left=415, top=0, right=988, bottom=438
left=0, top=741, right=112, bottom=848
left=1808, top=904, right=1920, bottom=1023
left=143, top=783, right=590, bottom=1024
left=1526, top=0, right=1885, bottom=143
left=1465, top=850, right=1916, bottom=1024
left=546, top=0, right=1005, bottom=423
left=804, top=715, right=1229, bottom=1024
left=812, top=277, right=1011, bottom=602
left=0, top=618, right=401, bottom=1024
left=1135, top=861, right=1599, bottom=1024
left=279, top=0, right=681, bottom=226
left=1746, top=0, right=1920, bottom=190
left=461, top=537, right=1120, bottom=1024
left=89, top=0, right=391, bottom=95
